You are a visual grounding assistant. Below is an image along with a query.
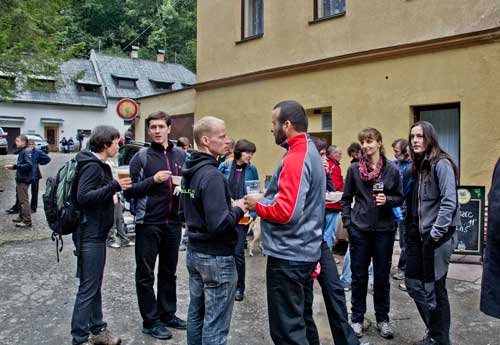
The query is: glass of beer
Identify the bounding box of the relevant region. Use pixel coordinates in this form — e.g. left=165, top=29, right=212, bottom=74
left=117, top=166, right=130, bottom=179
left=239, top=180, right=260, bottom=225
left=372, top=181, right=384, bottom=202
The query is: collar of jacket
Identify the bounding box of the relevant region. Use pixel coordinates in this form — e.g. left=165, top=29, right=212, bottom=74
left=150, top=140, right=174, bottom=152
left=282, top=133, right=308, bottom=150
left=327, top=156, right=340, bottom=166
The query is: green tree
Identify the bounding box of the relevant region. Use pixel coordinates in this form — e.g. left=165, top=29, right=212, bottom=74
left=0, top=0, right=84, bottom=100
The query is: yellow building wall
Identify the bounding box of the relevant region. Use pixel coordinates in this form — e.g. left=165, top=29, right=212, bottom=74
left=197, top=0, right=500, bottom=82
left=195, top=43, right=500, bottom=191
left=135, top=89, right=196, bottom=141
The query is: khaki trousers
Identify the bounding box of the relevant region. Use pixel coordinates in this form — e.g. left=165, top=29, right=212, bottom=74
left=16, top=182, right=31, bottom=224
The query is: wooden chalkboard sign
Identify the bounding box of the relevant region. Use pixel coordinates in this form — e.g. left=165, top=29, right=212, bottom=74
left=454, top=186, right=485, bottom=256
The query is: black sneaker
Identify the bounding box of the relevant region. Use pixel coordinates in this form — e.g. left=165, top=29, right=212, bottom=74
left=142, top=325, right=172, bottom=340
left=414, top=335, right=438, bottom=345
left=164, top=315, right=187, bottom=330
left=6, top=207, right=18, bottom=214
left=235, top=289, right=245, bottom=301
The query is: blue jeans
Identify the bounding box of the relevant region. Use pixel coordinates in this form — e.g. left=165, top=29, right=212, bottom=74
left=186, top=249, right=237, bottom=345
left=323, top=210, right=340, bottom=251
left=71, top=242, right=107, bottom=344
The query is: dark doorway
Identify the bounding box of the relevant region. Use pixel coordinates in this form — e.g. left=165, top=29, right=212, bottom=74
left=4, top=127, right=20, bottom=154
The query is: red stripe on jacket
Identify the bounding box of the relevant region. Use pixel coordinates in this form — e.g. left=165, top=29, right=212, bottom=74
left=256, top=134, right=307, bottom=224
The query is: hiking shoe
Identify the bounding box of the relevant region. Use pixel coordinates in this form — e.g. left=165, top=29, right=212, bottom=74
left=107, top=241, right=120, bottom=249
left=376, top=321, right=394, bottom=339
left=164, top=315, right=187, bottom=330
left=393, top=271, right=405, bottom=280
left=6, top=207, right=18, bottom=214
left=90, top=327, right=121, bottom=345
left=414, top=335, right=438, bottom=345
left=15, top=222, right=32, bottom=228
left=12, top=217, right=23, bottom=223
left=142, top=325, right=172, bottom=340
left=351, top=319, right=371, bottom=338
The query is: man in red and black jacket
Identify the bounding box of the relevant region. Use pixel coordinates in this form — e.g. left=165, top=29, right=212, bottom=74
left=124, top=111, right=186, bottom=341
left=324, top=145, right=344, bottom=251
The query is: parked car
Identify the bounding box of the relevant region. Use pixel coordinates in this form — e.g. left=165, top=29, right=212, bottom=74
left=118, top=140, right=150, bottom=166
left=0, top=127, right=8, bottom=155
left=22, top=133, right=49, bottom=153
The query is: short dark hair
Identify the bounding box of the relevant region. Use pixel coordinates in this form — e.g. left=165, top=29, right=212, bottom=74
left=347, top=142, right=361, bottom=157
left=89, top=125, right=120, bottom=153
left=234, top=139, right=256, bottom=159
left=392, top=138, right=409, bottom=157
left=146, top=111, right=171, bottom=128
left=311, top=136, right=327, bottom=153
left=273, top=100, right=308, bottom=132
left=176, top=136, right=190, bottom=147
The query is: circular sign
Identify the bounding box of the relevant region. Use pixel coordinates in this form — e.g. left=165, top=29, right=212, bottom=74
left=116, top=98, right=139, bottom=120
left=457, top=188, right=472, bottom=205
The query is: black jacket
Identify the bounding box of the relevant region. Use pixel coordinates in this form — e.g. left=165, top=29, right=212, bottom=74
left=341, top=156, right=403, bottom=232
left=481, top=158, right=500, bottom=319
left=181, top=151, right=244, bottom=256
left=76, top=151, right=121, bottom=242
left=14, top=146, right=33, bottom=184
left=124, top=141, right=186, bottom=225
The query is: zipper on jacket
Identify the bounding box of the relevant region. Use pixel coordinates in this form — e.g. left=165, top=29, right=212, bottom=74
left=418, top=171, right=423, bottom=240
left=164, top=150, right=173, bottom=222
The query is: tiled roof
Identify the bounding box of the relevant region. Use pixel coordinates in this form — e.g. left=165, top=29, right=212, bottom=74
left=92, top=50, right=196, bottom=99
left=9, top=50, right=196, bottom=107
left=13, top=59, right=107, bottom=107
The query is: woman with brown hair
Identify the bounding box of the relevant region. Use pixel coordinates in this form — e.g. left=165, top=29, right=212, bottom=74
left=405, top=121, right=460, bottom=345
left=341, top=128, right=403, bottom=340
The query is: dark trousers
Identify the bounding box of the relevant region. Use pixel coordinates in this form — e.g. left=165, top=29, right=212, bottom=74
left=31, top=178, right=39, bottom=210
left=349, top=228, right=395, bottom=323
left=71, top=242, right=107, bottom=344
left=406, top=225, right=451, bottom=345
left=308, top=241, right=359, bottom=345
left=135, top=223, right=182, bottom=328
left=234, top=224, right=249, bottom=292
left=397, top=222, right=408, bottom=273
left=266, top=256, right=317, bottom=345
left=16, top=182, right=31, bottom=223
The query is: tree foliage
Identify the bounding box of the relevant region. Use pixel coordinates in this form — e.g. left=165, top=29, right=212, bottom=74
left=0, top=0, right=196, bottom=100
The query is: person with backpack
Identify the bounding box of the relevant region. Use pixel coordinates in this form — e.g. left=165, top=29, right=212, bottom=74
left=124, top=111, right=186, bottom=340
left=5, top=135, right=33, bottom=228
left=405, top=121, right=460, bottom=345
left=70, top=125, right=131, bottom=345
left=28, top=138, right=51, bottom=213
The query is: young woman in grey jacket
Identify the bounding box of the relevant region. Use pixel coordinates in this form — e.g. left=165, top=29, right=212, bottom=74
left=405, top=121, right=460, bottom=345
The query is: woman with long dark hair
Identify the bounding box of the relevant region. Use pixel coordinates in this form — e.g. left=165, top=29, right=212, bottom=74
left=341, top=128, right=403, bottom=340
left=405, top=121, right=460, bottom=345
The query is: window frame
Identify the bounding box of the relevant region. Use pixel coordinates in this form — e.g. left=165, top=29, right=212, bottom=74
left=239, top=0, right=264, bottom=43
left=310, top=0, right=346, bottom=25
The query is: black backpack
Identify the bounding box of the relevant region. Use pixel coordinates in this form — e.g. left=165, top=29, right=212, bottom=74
left=43, top=158, right=81, bottom=261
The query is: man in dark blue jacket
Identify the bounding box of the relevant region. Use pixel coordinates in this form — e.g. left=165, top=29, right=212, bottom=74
left=124, top=111, right=187, bottom=340
left=5, top=135, right=33, bottom=227
left=71, top=125, right=131, bottom=345
left=28, top=139, right=51, bottom=212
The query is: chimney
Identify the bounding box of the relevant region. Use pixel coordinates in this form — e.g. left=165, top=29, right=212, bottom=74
left=156, top=49, right=166, bottom=63
left=130, top=46, right=139, bottom=59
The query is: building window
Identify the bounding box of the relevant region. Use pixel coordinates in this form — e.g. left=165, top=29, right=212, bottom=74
left=414, top=103, right=460, bottom=172
left=113, top=76, right=137, bottom=89
left=321, top=111, right=332, bottom=130
left=314, top=0, right=346, bottom=20
left=77, top=84, right=100, bottom=93
left=27, top=78, right=56, bottom=92
left=241, top=0, right=264, bottom=39
left=150, top=80, right=173, bottom=91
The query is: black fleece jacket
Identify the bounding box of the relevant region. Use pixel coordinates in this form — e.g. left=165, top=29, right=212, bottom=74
left=341, top=156, right=403, bottom=232
left=76, top=151, right=122, bottom=242
left=181, top=151, right=244, bottom=256
left=124, top=141, right=186, bottom=225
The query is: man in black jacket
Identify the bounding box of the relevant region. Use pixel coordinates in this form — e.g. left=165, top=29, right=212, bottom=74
left=71, top=125, right=131, bottom=345
left=124, top=111, right=187, bottom=340
left=5, top=135, right=33, bottom=227
left=181, top=116, right=246, bottom=345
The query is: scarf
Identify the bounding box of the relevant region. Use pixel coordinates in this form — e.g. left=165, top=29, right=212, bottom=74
left=358, top=156, right=384, bottom=182
left=228, top=162, right=247, bottom=199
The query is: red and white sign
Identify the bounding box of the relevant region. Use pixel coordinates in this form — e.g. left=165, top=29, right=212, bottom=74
left=116, top=98, right=139, bottom=121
